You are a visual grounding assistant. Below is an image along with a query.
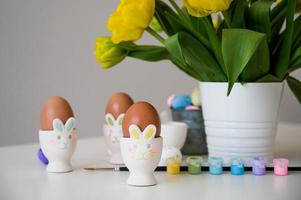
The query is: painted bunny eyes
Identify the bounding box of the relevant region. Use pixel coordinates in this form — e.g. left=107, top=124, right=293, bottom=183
left=147, top=143, right=151, bottom=149
left=69, top=135, right=72, bottom=140
left=133, top=144, right=137, bottom=149
left=57, top=135, right=61, bottom=140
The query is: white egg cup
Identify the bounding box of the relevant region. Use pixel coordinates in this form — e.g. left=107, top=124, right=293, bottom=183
left=104, top=113, right=124, bottom=164
left=120, top=124, right=163, bottom=186
left=39, top=118, right=77, bottom=173
left=159, top=121, right=187, bottom=166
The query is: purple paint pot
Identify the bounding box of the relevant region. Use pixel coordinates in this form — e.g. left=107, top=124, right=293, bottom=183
left=38, top=148, right=49, bottom=165
left=252, top=157, right=266, bottom=176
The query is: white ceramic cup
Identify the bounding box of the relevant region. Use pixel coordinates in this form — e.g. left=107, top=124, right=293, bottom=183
left=103, top=124, right=123, bottom=164
left=120, top=137, right=163, bottom=186
left=159, top=122, right=187, bottom=166
left=39, top=129, right=77, bottom=173
left=161, top=122, right=187, bottom=149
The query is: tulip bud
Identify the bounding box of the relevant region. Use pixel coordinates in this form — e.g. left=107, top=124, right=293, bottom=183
left=94, top=36, right=127, bottom=69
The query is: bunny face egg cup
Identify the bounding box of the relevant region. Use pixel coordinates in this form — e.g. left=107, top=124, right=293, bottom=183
left=104, top=113, right=124, bottom=164
left=39, top=118, right=77, bottom=173
left=120, top=124, right=163, bottom=186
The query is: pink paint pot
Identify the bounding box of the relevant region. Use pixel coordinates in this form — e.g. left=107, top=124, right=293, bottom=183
left=273, top=158, right=289, bottom=176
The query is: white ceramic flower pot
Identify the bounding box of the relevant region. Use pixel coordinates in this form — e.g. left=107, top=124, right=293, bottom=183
left=103, top=124, right=123, bottom=164
left=120, top=137, right=163, bottom=186
left=199, top=82, right=284, bottom=163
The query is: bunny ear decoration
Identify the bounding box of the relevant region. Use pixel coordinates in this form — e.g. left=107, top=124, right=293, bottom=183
left=65, top=117, right=76, bottom=132
left=129, top=124, right=141, bottom=141
left=53, top=118, right=64, bottom=133
left=105, top=113, right=115, bottom=126
left=142, top=124, right=156, bottom=141
left=116, top=113, right=125, bottom=126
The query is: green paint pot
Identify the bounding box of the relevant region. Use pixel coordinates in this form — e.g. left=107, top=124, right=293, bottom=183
left=187, top=156, right=203, bottom=175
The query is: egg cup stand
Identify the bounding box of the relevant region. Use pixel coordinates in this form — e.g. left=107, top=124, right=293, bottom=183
left=39, top=129, right=77, bottom=173
left=120, top=137, right=163, bottom=186
left=103, top=124, right=124, bottom=165
left=159, top=121, right=187, bottom=166
left=109, top=152, right=123, bottom=165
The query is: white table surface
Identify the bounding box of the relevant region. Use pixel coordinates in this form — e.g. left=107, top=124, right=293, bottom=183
left=1, top=123, right=301, bottom=200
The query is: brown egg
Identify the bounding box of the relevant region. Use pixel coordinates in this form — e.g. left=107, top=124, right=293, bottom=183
left=105, top=92, right=134, bottom=119
left=40, top=96, right=74, bottom=130
left=122, top=101, right=161, bottom=138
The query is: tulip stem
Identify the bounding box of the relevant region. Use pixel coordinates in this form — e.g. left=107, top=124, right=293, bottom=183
left=146, top=27, right=165, bottom=44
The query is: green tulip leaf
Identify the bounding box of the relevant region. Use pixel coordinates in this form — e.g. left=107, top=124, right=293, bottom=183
left=273, top=0, right=297, bottom=79
left=291, top=47, right=301, bottom=64
left=128, top=45, right=169, bottom=62
left=164, top=32, right=226, bottom=81
left=246, top=0, right=273, bottom=41
left=164, top=34, right=201, bottom=80
left=256, top=74, right=282, bottom=82
left=179, top=33, right=225, bottom=81
left=239, top=35, right=270, bottom=82
left=287, top=76, right=301, bottom=104
left=224, top=0, right=246, bottom=28
left=154, top=0, right=179, bottom=36
left=292, top=15, right=301, bottom=50
left=182, top=8, right=208, bottom=37
left=288, top=46, right=301, bottom=73
left=222, top=29, right=267, bottom=94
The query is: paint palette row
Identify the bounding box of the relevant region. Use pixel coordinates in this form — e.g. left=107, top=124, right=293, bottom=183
left=166, top=156, right=289, bottom=176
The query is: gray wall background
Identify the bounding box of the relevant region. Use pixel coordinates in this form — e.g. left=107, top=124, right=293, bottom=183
left=0, top=0, right=300, bottom=146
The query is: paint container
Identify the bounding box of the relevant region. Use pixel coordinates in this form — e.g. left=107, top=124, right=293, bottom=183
left=252, top=157, right=266, bottom=176
left=273, top=158, right=289, bottom=176
left=167, top=157, right=181, bottom=175
left=187, top=156, right=203, bottom=175
left=230, top=158, right=245, bottom=175
left=209, top=157, right=223, bottom=175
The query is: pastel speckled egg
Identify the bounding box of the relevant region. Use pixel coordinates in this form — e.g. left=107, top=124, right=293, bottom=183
left=185, top=105, right=200, bottom=110
left=167, top=95, right=176, bottom=107
left=191, top=87, right=201, bottom=106
left=171, top=95, right=192, bottom=110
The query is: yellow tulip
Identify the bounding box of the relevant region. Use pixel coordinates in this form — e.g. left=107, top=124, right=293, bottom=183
left=182, top=0, right=233, bottom=17
left=107, top=0, right=155, bottom=44
left=94, top=36, right=127, bottom=69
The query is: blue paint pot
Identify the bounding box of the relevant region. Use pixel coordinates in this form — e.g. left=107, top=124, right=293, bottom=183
left=209, top=157, right=223, bottom=175
left=230, top=158, right=245, bottom=175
